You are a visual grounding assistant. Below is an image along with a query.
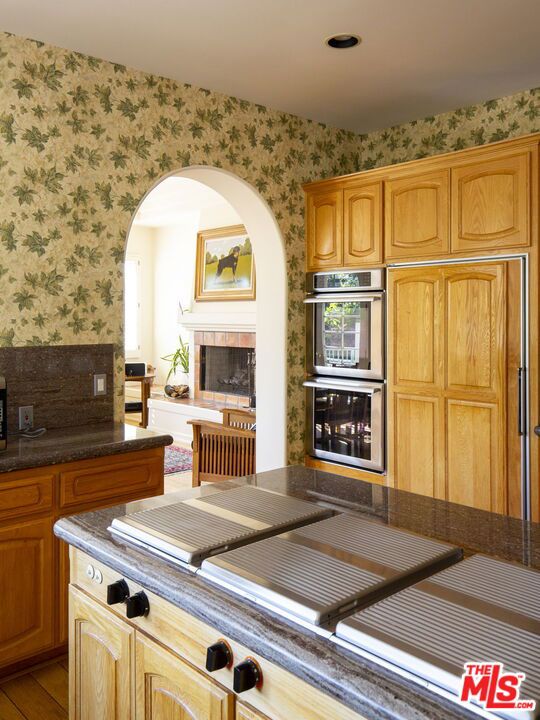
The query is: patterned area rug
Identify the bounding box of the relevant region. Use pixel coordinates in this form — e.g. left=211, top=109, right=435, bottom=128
left=164, top=445, right=193, bottom=475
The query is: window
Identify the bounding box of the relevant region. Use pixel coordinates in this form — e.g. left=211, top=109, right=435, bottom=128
left=125, top=256, right=141, bottom=358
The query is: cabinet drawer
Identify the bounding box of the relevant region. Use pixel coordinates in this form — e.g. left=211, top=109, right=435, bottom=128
left=0, top=471, right=55, bottom=521
left=59, top=449, right=163, bottom=511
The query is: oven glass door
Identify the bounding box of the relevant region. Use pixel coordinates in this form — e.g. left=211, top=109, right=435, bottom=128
left=306, top=293, right=384, bottom=379
left=305, top=379, right=384, bottom=472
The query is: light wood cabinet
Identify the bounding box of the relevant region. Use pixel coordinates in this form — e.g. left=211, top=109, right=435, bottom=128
left=136, top=632, right=233, bottom=720
left=70, top=549, right=364, bottom=720
left=0, top=517, right=55, bottom=667
left=70, top=586, right=134, bottom=720
left=451, top=150, right=531, bottom=252
left=306, top=189, right=342, bottom=269
left=343, top=182, right=383, bottom=265
left=304, top=134, right=539, bottom=519
left=385, top=169, right=449, bottom=259
left=388, top=261, right=521, bottom=515
left=236, top=702, right=271, bottom=720
left=0, top=446, right=165, bottom=677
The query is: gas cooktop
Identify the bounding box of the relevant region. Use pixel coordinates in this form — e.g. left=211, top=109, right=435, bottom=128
left=334, top=554, right=540, bottom=720
left=200, top=512, right=462, bottom=628
left=108, top=485, right=332, bottom=568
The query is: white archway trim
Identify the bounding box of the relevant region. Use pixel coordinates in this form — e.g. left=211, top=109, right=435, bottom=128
left=128, top=166, right=288, bottom=472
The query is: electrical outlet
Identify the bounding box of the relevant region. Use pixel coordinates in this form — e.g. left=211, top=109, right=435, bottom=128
left=19, top=405, right=33, bottom=431
left=93, top=373, right=107, bottom=396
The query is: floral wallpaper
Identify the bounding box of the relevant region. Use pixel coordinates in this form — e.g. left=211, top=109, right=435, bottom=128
left=357, top=86, right=539, bottom=170
left=0, top=31, right=362, bottom=460
left=0, top=30, right=538, bottom=462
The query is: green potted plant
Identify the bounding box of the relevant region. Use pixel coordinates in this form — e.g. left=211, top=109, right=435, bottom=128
left=161, top=336, right=190, bottom=391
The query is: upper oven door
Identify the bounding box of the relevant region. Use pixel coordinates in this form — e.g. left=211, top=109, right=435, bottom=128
left=305, top=292, right=384, bottom=380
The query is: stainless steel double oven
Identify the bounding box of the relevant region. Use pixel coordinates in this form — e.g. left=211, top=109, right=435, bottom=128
left=304, top=269, right=385, bottom=472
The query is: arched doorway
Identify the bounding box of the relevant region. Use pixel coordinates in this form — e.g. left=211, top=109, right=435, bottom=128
left=125, top=166, right=287, bottom=472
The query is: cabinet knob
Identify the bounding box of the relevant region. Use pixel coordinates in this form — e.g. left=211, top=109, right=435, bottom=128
left=233, top=658, right=262, bottom=693
left=206, top=640, right=232, bottom=672
left=106, top=579, right=130, bottom=605
left=125, top=591, right=150, bottom=618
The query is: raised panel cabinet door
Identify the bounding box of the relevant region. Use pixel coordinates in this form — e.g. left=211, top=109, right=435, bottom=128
left=393, top=394, right=445, bottom=499
left=446, top=400, right=504, bottom=513
left=388, top=267, right=443, bottom=390
left=343, top=182, right=383, bottom=265
left=135, top=632, right=233, bottom=720
left=385, top=169, right=449, bottom=259
left=0, top=517, right=54, bottom=669
left=444, top=264, right=506, bottom=397
left=451, top=151, right=531, bottom=252
left=306, top=189, right=343, bottom=270
left=236, top=702, right=271, bottom=720
left=69, top=586, right=134, bottom=720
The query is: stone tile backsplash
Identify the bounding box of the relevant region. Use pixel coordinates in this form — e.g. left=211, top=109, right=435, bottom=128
left=0, top=344, right=114, bottom=434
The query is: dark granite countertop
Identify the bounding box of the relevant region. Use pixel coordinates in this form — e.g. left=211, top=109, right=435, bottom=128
left=54, top=466, right=539, bottom=720
left=0, top=422, right=173, bottom=474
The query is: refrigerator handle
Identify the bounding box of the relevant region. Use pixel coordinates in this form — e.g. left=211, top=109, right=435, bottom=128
left=517, top=367, right=525, bottom=436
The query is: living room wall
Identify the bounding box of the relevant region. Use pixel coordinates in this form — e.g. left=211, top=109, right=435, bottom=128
left=0, top=29, right=538, bottom=462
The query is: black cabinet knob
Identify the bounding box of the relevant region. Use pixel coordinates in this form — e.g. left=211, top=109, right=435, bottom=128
left=125, top=591, right=150, bottom=618
left=106, top=579, right=130, bottom=606
left=233, top=658, right=261, bottom=693
left=206, top=640, right=232, bottom=672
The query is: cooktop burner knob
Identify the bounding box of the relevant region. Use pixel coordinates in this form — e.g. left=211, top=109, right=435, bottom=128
left=106, top=579, right=129, bottom=606
left=233, top=658, right=262, bottom=693
left=125, top=591, right=149, bottom=618
left=206, top=640, right=232, bottom=672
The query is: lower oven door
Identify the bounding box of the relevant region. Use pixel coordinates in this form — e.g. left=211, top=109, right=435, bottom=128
left=304, top=377, right=385, bottom=472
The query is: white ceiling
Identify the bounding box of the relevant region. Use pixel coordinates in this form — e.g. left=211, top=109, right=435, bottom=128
left=133, top=177, right=233, bottom=227
left=3, top=0, right=540, bottom=133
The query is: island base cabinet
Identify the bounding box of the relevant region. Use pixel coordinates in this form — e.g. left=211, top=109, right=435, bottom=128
left=69, top=586, right=134, bottom=720
left=136, top=632, right=234, bottom=720
left=69, top=550, right=366, bottom=720
left=236, top=703, right=271, bottom=720
left=70, top=586, right=234, bottom=720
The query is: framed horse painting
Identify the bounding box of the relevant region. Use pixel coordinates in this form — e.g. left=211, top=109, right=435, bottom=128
left=195, top=224, right=256, bottom=301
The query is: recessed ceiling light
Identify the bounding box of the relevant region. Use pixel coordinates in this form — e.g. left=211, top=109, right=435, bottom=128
left=326, top=34, right=361, bottom=49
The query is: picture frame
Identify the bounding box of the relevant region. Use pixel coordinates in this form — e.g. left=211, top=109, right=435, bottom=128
left=195, top=224, right=256, bottom=301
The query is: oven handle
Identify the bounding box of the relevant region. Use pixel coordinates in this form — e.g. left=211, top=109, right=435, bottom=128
left=303, top=380, right=382, bottom=394
left=304, top=293, right=382, bottom=304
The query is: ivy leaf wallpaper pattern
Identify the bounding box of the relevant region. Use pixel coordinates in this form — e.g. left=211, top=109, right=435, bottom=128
left=0, top=30, right=538, bottom=462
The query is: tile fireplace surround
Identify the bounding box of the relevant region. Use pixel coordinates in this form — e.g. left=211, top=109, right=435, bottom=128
left=193, top=331, right=255, bottom=406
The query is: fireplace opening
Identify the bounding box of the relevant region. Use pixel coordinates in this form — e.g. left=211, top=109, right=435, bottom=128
left=200, top=345, right=255, bottom=397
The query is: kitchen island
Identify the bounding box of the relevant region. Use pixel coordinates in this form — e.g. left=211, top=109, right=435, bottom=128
left=55, top=466, right=539, bottom=720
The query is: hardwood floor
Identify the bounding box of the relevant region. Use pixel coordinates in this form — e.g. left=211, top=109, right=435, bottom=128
left=165, top=469, right=193, bottom=492
left=0, top=659, right=68, bottom=719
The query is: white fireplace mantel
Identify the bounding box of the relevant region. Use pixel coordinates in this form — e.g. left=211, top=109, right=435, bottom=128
left=179, top=312, right=256, bottom=333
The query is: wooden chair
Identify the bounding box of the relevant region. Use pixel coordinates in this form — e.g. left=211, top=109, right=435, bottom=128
left=188, top=410, right=256, bottom=487
left=220, top=407, right=256, bottom=429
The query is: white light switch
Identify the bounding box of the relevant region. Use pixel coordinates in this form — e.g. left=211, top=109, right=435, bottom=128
left=93, top=373, right=107, bottom=396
